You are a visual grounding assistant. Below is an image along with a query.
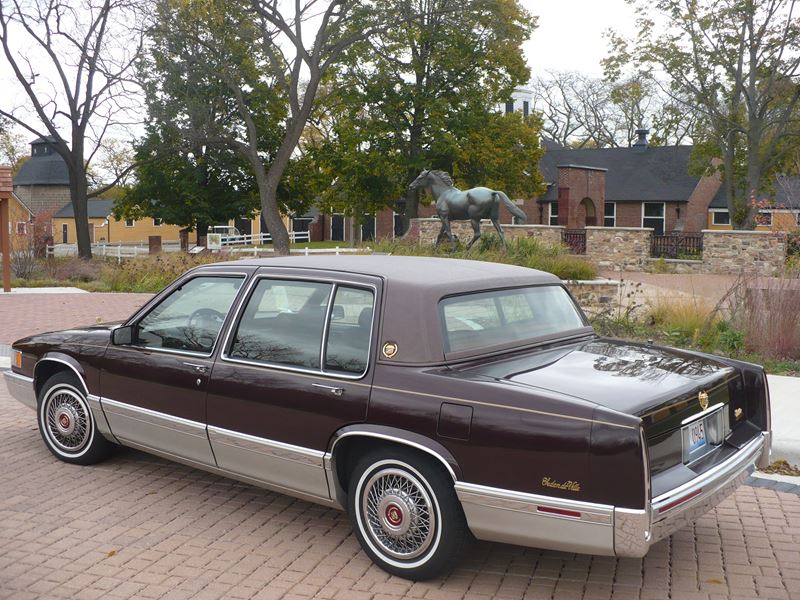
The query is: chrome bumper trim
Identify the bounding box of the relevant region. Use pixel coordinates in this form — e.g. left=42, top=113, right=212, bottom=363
left=615, top=432, right=768, bottom=557
left=455, top=482, right=616, bottom=556
left=3, top=371, right=36, bottom=411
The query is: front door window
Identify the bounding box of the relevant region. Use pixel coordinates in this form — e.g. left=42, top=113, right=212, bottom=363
left=135, top=276, right=244, bottom=354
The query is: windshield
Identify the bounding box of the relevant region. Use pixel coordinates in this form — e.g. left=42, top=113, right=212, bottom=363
left=439, top=285, right=586, bottom=355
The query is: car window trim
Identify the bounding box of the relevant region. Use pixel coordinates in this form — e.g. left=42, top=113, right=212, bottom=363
left=220, top=273, right=378, bottom=381
left=122, top=271, right=250, bottom=359
left=438, top=283, right=590, bottom=360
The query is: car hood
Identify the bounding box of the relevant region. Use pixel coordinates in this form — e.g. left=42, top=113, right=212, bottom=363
left=457, top=337, right=735, bottom=417
left=13, top=321, right=122, bottom=347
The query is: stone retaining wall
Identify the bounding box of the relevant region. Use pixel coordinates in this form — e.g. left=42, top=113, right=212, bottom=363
left=405, top=219, right=787, bottom=276
left=585, top=227, right=651, bottom=272
left=564, top=280, right=621, bottom=317
left=405, top=218, right=563, bottom=246
left=701, top=230, right=786, bottom=276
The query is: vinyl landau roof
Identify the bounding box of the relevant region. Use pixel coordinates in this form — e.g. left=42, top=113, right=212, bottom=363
left=213, top=255, right=562, bottom=365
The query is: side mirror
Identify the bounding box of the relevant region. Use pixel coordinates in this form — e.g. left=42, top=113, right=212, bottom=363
left=331, top=305, right=345, bottom=320
left=112, top=325, right=133, bottom=345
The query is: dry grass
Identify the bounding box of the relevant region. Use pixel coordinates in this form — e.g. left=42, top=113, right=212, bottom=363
left=647, top=294, right=719, bottom=344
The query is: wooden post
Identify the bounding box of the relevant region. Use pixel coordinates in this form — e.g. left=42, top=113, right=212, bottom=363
left=0, top=166, right=13, bottom=293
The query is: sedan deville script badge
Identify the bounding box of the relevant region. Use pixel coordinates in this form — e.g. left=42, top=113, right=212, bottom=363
left=541, top=477, right=581, bottom=492
left=698, top=390, right=709, bottom=411
left=382, top=342, right=398, bottom=359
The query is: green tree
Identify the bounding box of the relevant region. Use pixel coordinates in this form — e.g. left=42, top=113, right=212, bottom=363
left=605, top=0, right=800, bottom=228
left=313, top=0, right=537, bottom=231
left=136, top=0, right=294, bottom=241
left=115, top=126, right=258, bottom=238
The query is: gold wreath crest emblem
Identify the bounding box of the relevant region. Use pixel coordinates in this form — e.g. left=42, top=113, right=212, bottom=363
left=698, top=390, right=709, bottom=411
left=382, top=342, right=398, bottom=359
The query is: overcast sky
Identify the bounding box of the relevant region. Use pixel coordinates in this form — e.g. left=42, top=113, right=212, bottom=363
left=522, top=0, right=639, bottom=77
left=1, top=0, right=641, bottom=150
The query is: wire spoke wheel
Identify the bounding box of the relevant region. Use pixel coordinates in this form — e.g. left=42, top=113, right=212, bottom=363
left=44, top=387, right=91, bottom=453
left=361, top=467, right=436, bottom=560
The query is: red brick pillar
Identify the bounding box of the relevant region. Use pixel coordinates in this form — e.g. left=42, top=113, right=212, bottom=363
left=0, top=166, right=13, bottom=293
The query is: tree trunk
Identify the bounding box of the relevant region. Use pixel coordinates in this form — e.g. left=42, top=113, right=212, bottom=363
left=69, top=169, right=92, bottom=259
left=255, top=165, right=290, bottom=255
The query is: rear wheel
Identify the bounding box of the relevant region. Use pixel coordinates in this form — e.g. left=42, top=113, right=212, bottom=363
left=37, top=372, right=113, bottom=465
left=347, top=447, right=469, bottom=580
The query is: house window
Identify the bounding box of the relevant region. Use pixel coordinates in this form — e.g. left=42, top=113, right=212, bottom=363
left=16, top=221, right=27, bottom=235
left=756, top=211, right=772, bottom=227
left=796, top=212, right=800, bottom=227
left=523, top=100, right=530, bottom=117
left=153, top=218, right=163, bottom=227
left=549, top=202, right=559, bottom=226
left=291, top=217, right=311, bottom=233
left=505, top=100, right=515, bottom=114
left=642, top=202, right=665, bottom=235
left=604, top=202, right=616, bottom=227
left=125, top=219, right=135, bottom=227
left=712, top=210, right=730, bottom=225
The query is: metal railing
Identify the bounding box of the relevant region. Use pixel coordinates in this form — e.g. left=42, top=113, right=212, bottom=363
left=562, top=229, right=586, bottom=255
left=650, top=233, right=703, bottom=259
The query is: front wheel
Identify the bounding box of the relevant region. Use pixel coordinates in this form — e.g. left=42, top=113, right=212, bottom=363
left=347, top=447, right=469, bottom=580
left=37, top=372, right=114, bottom=465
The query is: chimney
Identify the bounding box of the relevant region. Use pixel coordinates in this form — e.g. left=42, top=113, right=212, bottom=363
left=632, top=128, right=649, bottom=150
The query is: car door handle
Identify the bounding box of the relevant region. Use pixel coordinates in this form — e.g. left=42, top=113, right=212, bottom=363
left=312, top=383, right=344, bottom=396
left=182, top=362, right=208, bottom=373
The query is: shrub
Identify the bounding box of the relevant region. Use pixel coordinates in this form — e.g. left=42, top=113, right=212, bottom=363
left=372, top=235, right=597, bottom=281
left=99, top=252, right=229, bottom=293
left=647, top=294, right=718, bottom=345
left=736, top=276, right=800, bottom=359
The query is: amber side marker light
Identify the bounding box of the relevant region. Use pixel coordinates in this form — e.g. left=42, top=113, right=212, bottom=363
left=13, top=350, right=22, bottom=369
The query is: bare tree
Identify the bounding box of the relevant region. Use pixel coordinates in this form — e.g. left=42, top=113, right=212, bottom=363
left=531, top=70, right=697, bottom=148
left=0, top=0, right=145, bottom=258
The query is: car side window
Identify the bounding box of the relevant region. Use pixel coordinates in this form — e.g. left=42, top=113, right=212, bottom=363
left=135, top=276, right=244, bottom=354
left=229, top=279, right=333, bottom=369
left=324, top=286, right=374, bottom=375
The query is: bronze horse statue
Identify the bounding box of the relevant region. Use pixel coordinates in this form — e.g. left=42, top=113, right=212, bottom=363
left=409, top=170, right=527, bottom=249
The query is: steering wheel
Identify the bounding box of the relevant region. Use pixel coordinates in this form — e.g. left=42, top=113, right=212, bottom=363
left=187, top=308, right=225, bottom=329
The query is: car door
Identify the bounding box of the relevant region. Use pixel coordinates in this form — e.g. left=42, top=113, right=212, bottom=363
left=205, top=268, right=380, bottom=503
left=100, top=269, right=249, bottom=466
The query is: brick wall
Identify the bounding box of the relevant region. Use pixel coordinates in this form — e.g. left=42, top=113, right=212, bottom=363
left=556, top=166, right=606, bottom=228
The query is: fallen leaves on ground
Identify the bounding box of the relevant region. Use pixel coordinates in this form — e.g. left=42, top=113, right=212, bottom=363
left=761, top=459, right=800, bottom=476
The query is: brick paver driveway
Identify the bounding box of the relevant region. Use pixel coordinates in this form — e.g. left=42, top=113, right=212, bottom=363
left=1, top=293, right=799, bottom=600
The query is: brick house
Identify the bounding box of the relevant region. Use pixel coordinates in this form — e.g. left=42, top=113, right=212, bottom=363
left=531, top=131, right=723, bottom=234
left=303, top=129, right=724, bottom=241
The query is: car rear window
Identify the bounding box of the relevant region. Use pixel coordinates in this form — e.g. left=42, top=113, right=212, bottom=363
left=440, top=285, right=585, bottom=355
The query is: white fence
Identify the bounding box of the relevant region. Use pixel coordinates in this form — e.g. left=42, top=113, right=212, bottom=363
left=220, top=231, right=310, bottom=246
left=47, top=241, right=181, bottom=261
left=229, top=246, right=370, bottom=257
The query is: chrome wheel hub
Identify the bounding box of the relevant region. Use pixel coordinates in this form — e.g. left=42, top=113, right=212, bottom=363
left=362, top=467, right=435, bottom=560
left=45, top=388, right=90, bottom=453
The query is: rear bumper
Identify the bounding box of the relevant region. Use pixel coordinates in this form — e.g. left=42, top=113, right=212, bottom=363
left=615, top=431, right=769, bottom=557
left=3, top=370, right=36, bottom=411
left=455, top=431, right=769, bottom=558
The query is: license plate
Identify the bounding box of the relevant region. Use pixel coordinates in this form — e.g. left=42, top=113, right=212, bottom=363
left=687, top=421, right=706, bottom=453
